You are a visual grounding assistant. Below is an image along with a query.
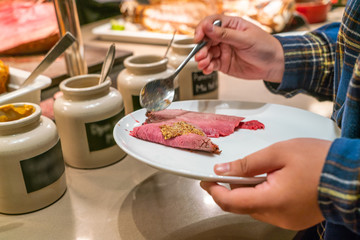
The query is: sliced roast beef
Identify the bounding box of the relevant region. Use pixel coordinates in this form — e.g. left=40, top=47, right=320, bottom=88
left=131, top=109, right=264, bottom=154
left=130, top=120, right=220, bottom=153
left=146, top=109, right=246, bottom=137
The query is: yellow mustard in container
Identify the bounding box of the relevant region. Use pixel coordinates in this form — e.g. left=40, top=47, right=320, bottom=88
left=0, top=103, right=66, bottom=214
left=0, top=104, right=34, bottom=122
left=53, top=74, right=126, bottom=169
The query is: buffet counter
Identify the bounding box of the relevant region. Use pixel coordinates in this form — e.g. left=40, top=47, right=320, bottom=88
left=0, top=6, right=344, bottom=240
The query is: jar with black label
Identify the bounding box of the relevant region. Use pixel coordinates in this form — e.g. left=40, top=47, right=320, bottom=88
left=168, top=38, right=219, bottom=100
left=53, top=74, right=126, bottom=169
left=117, top=54, right=179, bottom=115
left=0, top=102, right=66, bottom=214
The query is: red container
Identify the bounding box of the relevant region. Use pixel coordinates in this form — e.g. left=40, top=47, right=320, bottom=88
left=295, top=0, right=332, bottom=23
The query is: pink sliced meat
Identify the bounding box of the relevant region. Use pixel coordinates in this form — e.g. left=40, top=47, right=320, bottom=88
left=238, top=120, right=265, bottom=130
left=130, top=121, right=220, bottom=153
left=0, top=1, right=59, bottom=54
left=131, top=109, right=265, bottom=154
left=146, top=109, right=245, bottom=137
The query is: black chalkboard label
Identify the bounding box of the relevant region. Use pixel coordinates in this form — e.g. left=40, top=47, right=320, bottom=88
left=131, top=87, right=180, bottom=111
left=85, top=109, right=125, bottom=152
left=20, top=140, right=65, bottom=193
left=192, top=71, right=218, bottom=95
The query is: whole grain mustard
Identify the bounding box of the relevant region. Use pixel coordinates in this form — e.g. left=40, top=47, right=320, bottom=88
left=160, top=121, right=205, bottom=139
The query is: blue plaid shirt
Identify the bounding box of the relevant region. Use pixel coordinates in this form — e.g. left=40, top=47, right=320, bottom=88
left=266, top=0, right=360, bottom=234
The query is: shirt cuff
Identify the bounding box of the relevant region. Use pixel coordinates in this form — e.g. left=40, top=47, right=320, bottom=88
left=318, top=137, right=360, bottom=233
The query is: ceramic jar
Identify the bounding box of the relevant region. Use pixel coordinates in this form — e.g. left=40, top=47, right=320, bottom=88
left=117, top=54, right=179, bottom=115
left=0, top=103, right=66, bottom=214
left=53, top=74, right=126, bottom=169
left=168, top=38, right=219, bottom=100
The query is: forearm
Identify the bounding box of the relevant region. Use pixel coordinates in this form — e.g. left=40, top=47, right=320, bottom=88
left=264, top=22, right=340, bottom=101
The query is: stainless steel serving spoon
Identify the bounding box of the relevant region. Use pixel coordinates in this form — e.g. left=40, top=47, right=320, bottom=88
left=21, top=32, right=76, bottom=87
left=139, top=20, right=222, bottom=112
left=98, top=43, right=116, bottom=85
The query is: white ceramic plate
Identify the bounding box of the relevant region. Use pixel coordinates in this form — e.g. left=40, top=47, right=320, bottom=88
left=113, top=100, right=340, bottom=184
left=92, top=20, right=189, bottom=45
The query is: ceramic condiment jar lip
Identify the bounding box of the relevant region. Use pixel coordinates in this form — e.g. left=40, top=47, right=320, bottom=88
left=124, top=55, right=168, bottom=75
left=172, top=37, right=196, bottom=54
left=172, top=37, right=196, bottom=47
left=59, top=74, right=111, bottom=98
left=0, top=102, right=41, bottom=131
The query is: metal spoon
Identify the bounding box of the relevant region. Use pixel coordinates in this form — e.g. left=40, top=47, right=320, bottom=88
left=21, top=32, right=76, bottom=87
left=140, top=20, right=222, bottom=112
left=163, top=30, right=177, bottom=59
left=98, top=43, right=116, bottom=84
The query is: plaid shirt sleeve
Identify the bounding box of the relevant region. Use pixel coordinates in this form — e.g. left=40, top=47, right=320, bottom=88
left=264, top=22, right=339, bottom=101
left=264, top=1, right=360, bottom=232
left=319, top=57, right=360, bottom=233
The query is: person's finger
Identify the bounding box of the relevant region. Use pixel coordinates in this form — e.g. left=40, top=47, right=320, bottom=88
left=209, top=46, right=221, bottom=59
left=203, top=58, right=222, bottom=74
left=214, top=144, right=284, bottom=177
left=197, top=56, right=210, bottom=71
left=200, top=181, right=218, bottom=193
left=194, top=47, right=208, bottom=62
left=194, top=14, right=224, bottom=43
left=202, top=65, right=214, bottom=75
left=200, top=180, right=273, bottom=214
left=209, top=26, right=254, bottom=50
left=196, top=43, right=222, bottom=71
left=202, top=16, right=271, bottom=52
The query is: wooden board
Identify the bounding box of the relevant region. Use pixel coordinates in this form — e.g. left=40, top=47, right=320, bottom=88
left=1, top=44, right=133, bottom=87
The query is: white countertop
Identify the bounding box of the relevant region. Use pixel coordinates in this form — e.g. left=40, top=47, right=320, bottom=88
left=0, top=156, right=297, bottom=240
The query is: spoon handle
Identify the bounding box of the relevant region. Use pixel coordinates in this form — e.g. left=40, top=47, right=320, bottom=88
left=21, top=32, right=76, bottom=87
left=173, top=20, right=222, bottom=76
left=98, top=43, right=116, bottom=84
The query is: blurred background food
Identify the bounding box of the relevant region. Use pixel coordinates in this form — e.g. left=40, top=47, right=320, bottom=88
left=222, top=0, right=295, bottom=32
left=0, top=60, right=9, bottom=94
left=0, top=0, right=333, bottom=57
left=120, top=0, right=296, bottom=34
left=128, top=0, right=219, bottom=35
left=295, top=0, right=332, bottom=23
left=0, top=0, right=59, bottom=56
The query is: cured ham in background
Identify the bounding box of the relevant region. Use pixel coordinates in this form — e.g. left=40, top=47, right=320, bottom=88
left=0, top=0, right=59, bottom=55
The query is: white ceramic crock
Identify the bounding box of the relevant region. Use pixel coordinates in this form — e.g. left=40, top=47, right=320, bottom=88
left=168, top=38, right=219, bottom=100
left=0, top=102, right=66, bottom=214
left=117, top=54, right=179, bottom=115
left=53, top=74, right=126, bottom=169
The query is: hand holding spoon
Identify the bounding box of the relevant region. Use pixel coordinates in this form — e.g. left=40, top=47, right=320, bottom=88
left=139, top=20, right=221, bottom=112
